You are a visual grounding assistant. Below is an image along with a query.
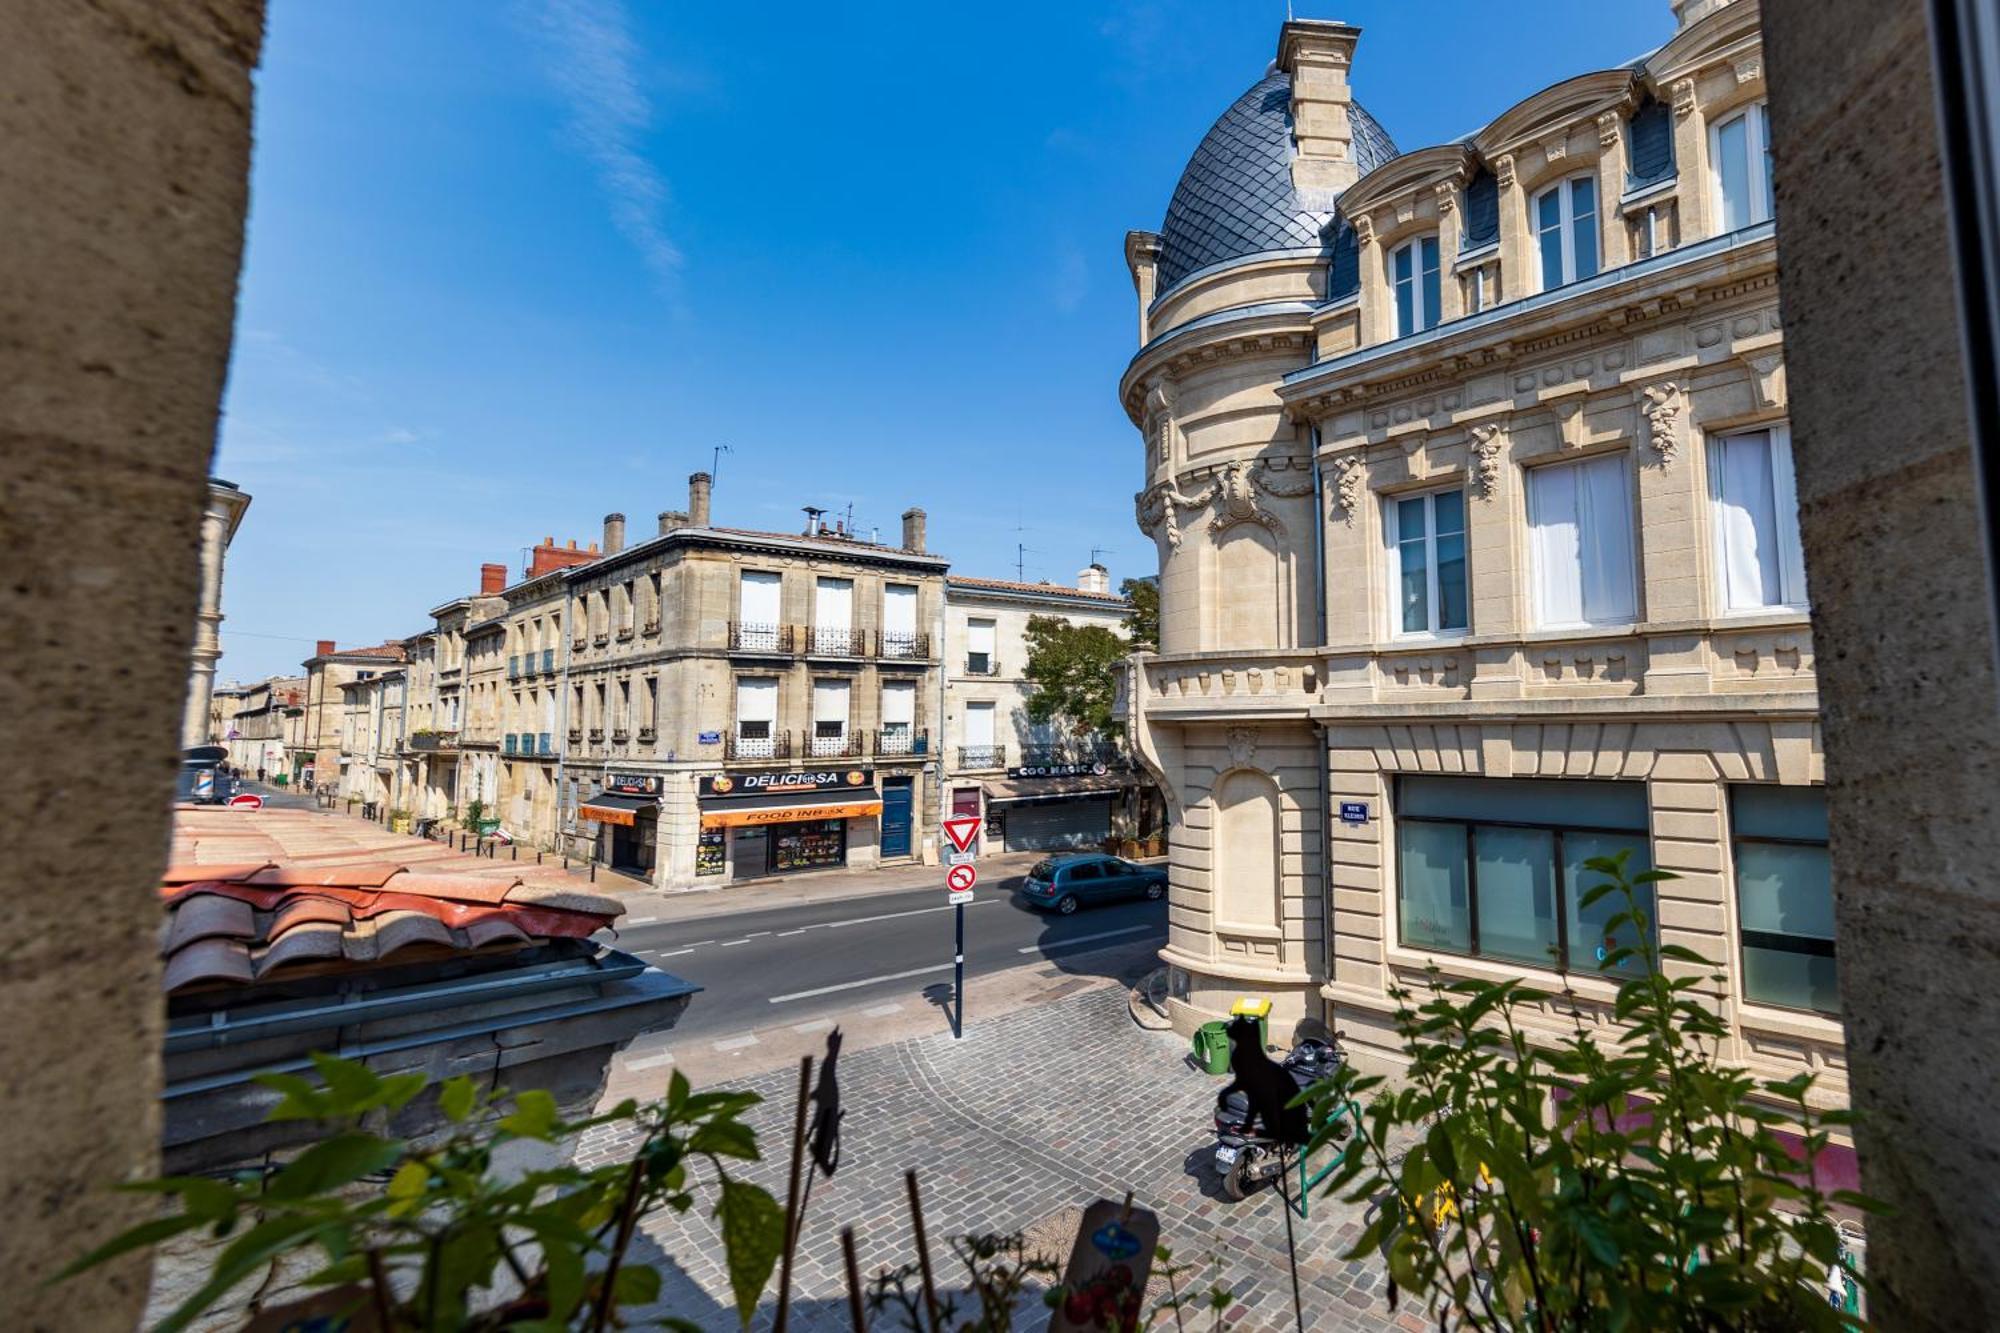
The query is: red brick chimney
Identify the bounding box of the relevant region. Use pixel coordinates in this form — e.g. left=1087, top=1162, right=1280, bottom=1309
left=479, top=563, right=507, bottom=595
left=316, top=639, right=336, bottom=657
left=528, top=539, right=598, bottom=579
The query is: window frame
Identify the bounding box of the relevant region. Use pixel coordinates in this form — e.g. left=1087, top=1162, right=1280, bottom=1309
left=1706, top=422, right=1808, bottom=614
left=1709, top=100, right=1774, bottom=232
left=1390, top=233, right=1442, bottom=336
left=1533, top=174, right=1601, bottom=291
left=1729, top=786, right=1837, bottom=1017
left=1394, top=778, right=1657, bottom=974
left=1383, top=486, right=1471, bottom=641
left=1525, top=452, right=1639, bottom=631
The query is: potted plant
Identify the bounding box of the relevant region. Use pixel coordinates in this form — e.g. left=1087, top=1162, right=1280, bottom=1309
left=388, top=806, right=413, bottom=833
left=467, top=797, right=499, bottom=835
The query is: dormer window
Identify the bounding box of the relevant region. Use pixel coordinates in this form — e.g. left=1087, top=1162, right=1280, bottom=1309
left=1392, top=235, right=1441, bottom=336
left=1711, top=102, right=1774, bottom=230
left=1535, top=176, right=1600, bottom=290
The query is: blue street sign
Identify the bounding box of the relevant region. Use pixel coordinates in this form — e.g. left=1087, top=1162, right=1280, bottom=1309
left=698, top=730, right=721, bottom=745
left=1338, top=801, right=1370, bottom=825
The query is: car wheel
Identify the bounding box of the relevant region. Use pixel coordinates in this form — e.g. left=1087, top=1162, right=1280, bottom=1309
left=1144, top=881, right=1164, bottom=900
left=1056, top=895, right=1079, bottom=916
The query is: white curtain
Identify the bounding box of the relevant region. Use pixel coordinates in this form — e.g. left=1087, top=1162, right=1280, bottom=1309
left=1713, top=431, right=1781, bottom=610
left=1529, top=453, right=1633, bottom=627
left=813, top=679, right=850, bottom=726
left=881, top=681, right=915, bottom=725
left=964, top=701, right=995, bottom=746
left=740, top=571, right=781, bottom=623
left=736, top=676, right=777, bottom=724
left=883, top=584, right=917, bottom=635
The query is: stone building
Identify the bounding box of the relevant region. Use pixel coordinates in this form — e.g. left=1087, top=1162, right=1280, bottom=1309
left=181, top=478, right=250, bottom=747
left=224, top=674, right=304, bottom=777
left=941, top=570, right=1152, bottom=854
left=1123, top=7, right=1839, bottom=1122
left=297, top=638, right=406, bottom=790
left=335, top=666, right=404, bottom=811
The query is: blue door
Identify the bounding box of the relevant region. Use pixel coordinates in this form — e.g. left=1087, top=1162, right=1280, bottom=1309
left=881, top=781, right=913, bottom=858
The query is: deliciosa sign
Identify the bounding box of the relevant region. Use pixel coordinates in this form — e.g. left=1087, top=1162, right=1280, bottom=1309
left=698, top=768, right=873, bottom=799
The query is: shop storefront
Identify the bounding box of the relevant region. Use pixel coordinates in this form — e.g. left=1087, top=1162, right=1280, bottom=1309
left=579, top=773, right=662, bottom=877
left=983, top=762, right=1135, bottom=853
left=697, top=768, right=882, bottom=882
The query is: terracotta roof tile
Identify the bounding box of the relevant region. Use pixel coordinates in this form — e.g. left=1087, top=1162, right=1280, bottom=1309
left=163, top=862, right=271, bottom=885
left=256, top=921, right=346, bottom=975
left=503, top=882, right=627, bottom=915
left=374, top=910, right=457, bottom=959
left=247, top=863, right=404, bottom=888
left=466, top=917, right=531, bottom=950
left=382, top=872, right=521, bottom=904
left=163, top=938, right=255, bottom=993
left=947, top=575, right=1126, bottom=603
left=163, top=894, right=257, bottom=954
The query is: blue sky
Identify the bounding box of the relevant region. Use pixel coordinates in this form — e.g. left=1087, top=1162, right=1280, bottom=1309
left=214, top=0, right=1673, bottom=682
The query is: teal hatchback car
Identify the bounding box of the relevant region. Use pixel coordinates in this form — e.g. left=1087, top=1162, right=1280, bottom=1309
left=1017, top=853, right=1167, bottom=915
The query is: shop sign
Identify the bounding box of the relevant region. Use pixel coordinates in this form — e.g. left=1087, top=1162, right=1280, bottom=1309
left=1006, top=761, right=1111, bottom=780
left=699, top=768, right=874, bottom=799
left=1339, top=800, right=1371, bottom=825
left=607, top=772, right=663, bottom=796
left=700, top=798, right=882, bottom=828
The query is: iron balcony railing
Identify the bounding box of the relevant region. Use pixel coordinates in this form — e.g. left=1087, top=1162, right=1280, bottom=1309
left=612, top=729, right=630, bottom=744
left=875, top=727, right=929, bottom=757
left=806, top=731, right=864, bottom=759
left=729, top=621, right=795, bottom=653
left=958, top=744, right=1006, bottom=770
left=964, top=654, right=1000, bottom=676
left=1020, top=741, right=1122, bottom=767
left=726, top=730, right=790, bottom=760
left=808, top=626, right=864, bottom=656
left=637, top=726, right=657, bottom=743
left=587, top=727, right=605, bottom=743
left=876, top=629, right=930, bottom=660
left=407, top=730, right=458, bottom=752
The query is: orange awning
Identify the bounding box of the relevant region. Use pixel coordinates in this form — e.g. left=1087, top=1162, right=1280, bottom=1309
left=579, top=792, right=654, bottom=827
left=700, top=797, right=882, bottom=829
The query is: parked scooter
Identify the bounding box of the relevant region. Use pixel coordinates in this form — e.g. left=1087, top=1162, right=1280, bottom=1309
left=1210, top=1017, right=1349, bottom=1200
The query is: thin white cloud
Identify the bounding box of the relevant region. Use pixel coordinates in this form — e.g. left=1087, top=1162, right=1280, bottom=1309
left=529, top=0, right=682, bottom=287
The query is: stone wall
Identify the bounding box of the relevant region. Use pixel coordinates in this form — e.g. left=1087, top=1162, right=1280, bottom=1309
left=0, top=1, right=264, bottom=1326
left=1764, top=0, right=2000, bottom=1324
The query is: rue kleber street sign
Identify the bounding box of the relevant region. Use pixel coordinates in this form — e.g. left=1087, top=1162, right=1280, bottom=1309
left=942, top=816, right=981, bottom=855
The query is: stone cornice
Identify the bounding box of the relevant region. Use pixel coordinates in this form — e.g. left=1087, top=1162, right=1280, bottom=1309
left=1119, top=304, right=1316, bottom=423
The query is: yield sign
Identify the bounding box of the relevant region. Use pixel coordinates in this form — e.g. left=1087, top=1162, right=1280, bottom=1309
left=941, top=815, right=981, bottom=854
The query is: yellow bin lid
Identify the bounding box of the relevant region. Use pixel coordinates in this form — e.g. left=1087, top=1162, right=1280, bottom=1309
left=1230, top=996, right=1272, bottom=1019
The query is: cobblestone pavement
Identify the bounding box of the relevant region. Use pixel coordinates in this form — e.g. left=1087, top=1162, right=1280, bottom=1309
left=581, top=986, right=1417, bottom=1332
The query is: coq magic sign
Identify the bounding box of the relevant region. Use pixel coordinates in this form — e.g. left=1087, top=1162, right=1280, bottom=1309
left=698, top=768, right=874, bottom=799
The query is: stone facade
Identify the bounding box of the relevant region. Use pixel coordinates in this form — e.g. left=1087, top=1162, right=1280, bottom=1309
left=181, top=478, right=250, bottom=747
left=1123, top=7, right=1843, bottom=1113
left=223, top=673, right=304, bottom=777
left=299, top=639, right=406, bottom=790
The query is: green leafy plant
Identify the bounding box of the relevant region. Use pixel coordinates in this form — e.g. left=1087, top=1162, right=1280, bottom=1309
left=466, top=797, right=488, bottom=827
left=59, top=1054, right=786, bottom=1332
left=1303, top=852, right=1879, bottom=1330
left=1120, top=576, right=1159, bottom=650
left=863, top=1237, right=1235, bottom=1333
left=1022, top=615, right=1128, bottom=739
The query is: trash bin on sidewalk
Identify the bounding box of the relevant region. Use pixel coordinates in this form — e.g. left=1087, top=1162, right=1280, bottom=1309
left=1229, top=996, right=1272, bottom=1053
left=1192, top=1021, right=1232, bottom=1075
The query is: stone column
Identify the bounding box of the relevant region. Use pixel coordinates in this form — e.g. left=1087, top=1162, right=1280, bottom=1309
left=1353, top=214, right=1389, bottom=346
left=1595, top=111, right=1631, bottom=269
left=1434, top=176, right=1466, bottom=322
left=1668, top=77, right=1710, bottom=242
left=1494, top=154, right=1531, bottom=301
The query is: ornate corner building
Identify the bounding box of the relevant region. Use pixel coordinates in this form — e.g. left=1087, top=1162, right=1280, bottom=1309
left=1122, top=3, right=1844, bottom=1125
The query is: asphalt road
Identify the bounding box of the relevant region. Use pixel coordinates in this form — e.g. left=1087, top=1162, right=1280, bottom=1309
left=601, top=872, right=1167, bottom=1040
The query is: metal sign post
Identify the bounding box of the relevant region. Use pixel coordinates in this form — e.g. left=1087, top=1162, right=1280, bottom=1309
left=941, top=818, right=981, bottom=1039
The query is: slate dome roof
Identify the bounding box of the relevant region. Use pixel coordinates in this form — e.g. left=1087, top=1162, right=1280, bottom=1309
left=1155, top=69, right=1398, bottom=293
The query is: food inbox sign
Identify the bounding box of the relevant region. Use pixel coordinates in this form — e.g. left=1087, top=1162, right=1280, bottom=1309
left=698, top=768, right=873, bottom=799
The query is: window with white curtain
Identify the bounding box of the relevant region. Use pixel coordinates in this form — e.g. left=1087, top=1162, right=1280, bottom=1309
left=882, top=583, right=919, bottom=657
left=1708, top=424, right=1807, bottom=612
left=1711, top=102, right=1774, bottom=231
left=810, top=678, right=851, bottom=755
left=1387, top=488, right=1469, bottom=636
left=1391, top=234, right=1442, bottom=336
left=1534, top=175, right=1600, bottom=290
left=813, top=577, right=854, bottom=653
left=1528, top=453, right=1636, bottom=628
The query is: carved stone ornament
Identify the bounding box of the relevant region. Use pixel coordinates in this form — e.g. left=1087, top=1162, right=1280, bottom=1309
left=1225, top=726, right=1258, bottom=769
left=1330, top=454, right=1367, bottom=527
left=1744, top=352, right=1786, bottom=409
left=1494, top=153, right=1516, bottom=190
left=1640, top=381, right=1684, bottom=468
left=1251, top=458, right=1317, bottom=498
left=1671, top=77, right=1698, bottom=118
left=1597, top=110, right=1622, bottom=148
left=1351, top=213, right=1376, bottom=247
left=1469, top=423, right=1506, bottom=499
left=1208, top=460, right=1286, bottom=539
left=1135, top=477, right=1215, bottom=552
left=1734, top=56, right=1763, bottom=86
left=1144, top=382, right=1177, bottom=468
left=1434, top=180, right=1457, bottom=215
left=1542, top=135, right=1569, bottom=164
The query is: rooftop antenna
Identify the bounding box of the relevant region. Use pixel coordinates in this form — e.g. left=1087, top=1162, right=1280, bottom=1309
left=712, top=443, right=734, bottom=485
left=1013, top=513, right=1038, bottom=582
left=1089, top=546, right=1116, bottom=567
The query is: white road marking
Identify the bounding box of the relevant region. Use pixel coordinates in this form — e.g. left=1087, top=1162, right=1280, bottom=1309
left=825, top=899, right=999, bottom=929
left=1019, top=924, right=1158, bottom=954
left=648, top=948, right=696, bottom=958
left=777, top=928, right=808, bottom=936
left=721, top=939, right=750, bottom=947
left=743, top=931, right=770, bottom=938
left=712, top=1034, right=760, bottom=1051
left=767, top=963, right=957, bottom=1004
left=790, top=1018, right=835, bottom=1034
left=862, top=1003, right=903, bottom=1017
left=622, top=916, right=661, bottom=926
left=624, top=1051, right=676, bottom=1071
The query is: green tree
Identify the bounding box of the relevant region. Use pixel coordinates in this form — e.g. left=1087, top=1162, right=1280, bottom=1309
left=1023, top=615, right=1128, bottom=739
left=1121, top=576, right=1159, bottom=648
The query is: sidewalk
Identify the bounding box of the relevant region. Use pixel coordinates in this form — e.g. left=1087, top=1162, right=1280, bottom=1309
left=611, top=848, right=1058, bottom=923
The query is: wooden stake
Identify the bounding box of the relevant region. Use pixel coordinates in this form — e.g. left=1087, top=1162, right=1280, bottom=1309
left=841, top=1226, right=869, bottom=1332
left=904, top=1170, right=942, bottom=1333
left=771, top=1055, right=814, bottom=1333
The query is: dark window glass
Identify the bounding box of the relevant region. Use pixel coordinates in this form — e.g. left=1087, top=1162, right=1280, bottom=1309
left=1326, top=216, right=1361, bottom=301
left=1627, top=96, right=1675, bottom=186
left=1462, top=168, right=1500, bottom=248
left=1066, top=861, right=1103, bottom=882
left=1731, top=787, right=1837, bottom=1014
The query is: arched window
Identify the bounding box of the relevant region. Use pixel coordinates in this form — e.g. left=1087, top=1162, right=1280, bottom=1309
left=1391, top=234, right=1442, bottom=335
left=1215, top=770, right=1282, bottom=932
left=1534, top=175, right=1600, bottom=290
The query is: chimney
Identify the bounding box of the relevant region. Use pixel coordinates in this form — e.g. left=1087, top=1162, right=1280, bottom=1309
left=659, top=509, right=689, bottom=535
left=603, top=512, right=626, bottom=555
left=479, top=563, right=506, bottom=595
left=1276, top=20, right=1364, bottom=205
left=901, top=507, right=927, bottom=552
left=1078, top=563, right=1111, bottom=594
left=316, top=639, right=336, bottom=658
left=689, top=471, right=713, bottom=527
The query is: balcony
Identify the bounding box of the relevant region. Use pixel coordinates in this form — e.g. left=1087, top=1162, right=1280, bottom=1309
left=726, top=729, right=791, bottom=761
left=612, top=728, right=630, bottom=744
left=964, top=654, right=1000, bottom=676
left=806, top=730, right=864, bottom=759
left=568, top=726, right=582, bottom=743
left=807, top=626, right=864, bottom=657
left=573, top=633, right=587, bottom=650
left=541, top=649, right=555, bottom=674
left=407, top=729, right=458, bottom=752
left=593, top=632, right=609, bottom=647
left=638, top=726, right=657, bottom=743
left=958, top=744, right=1007, bottom=770
left=730, top=621, right=795, bottom=654
left=875, top=727, right=929, bottom=757
left=876, top=629, right=931, bottom=660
